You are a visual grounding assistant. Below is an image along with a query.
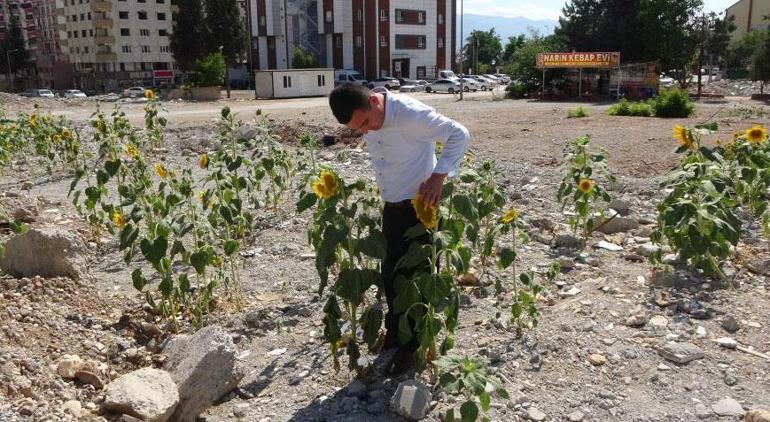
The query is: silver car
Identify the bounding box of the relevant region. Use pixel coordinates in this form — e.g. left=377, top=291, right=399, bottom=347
left=64, top=89, right=87, bottom=99
left=425, top=79, right=461, bottom=94
left=459, top=78, right=480, bottom=92
left=398, top=79, right=429, bottom=92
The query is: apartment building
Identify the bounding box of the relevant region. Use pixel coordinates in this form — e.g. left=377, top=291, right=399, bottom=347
left=58, top=0, right=176, bottom=91
left=0, top=0, right=73, bottom=89
left=726, top=0, right=770, bottom=41
left=247, top=0, right=455, bottom=81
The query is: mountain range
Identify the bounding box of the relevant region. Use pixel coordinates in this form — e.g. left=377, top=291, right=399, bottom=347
left=456, top=14, right=558, bottom=45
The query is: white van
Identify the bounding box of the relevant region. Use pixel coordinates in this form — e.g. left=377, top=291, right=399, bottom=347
left=438, top=70, right=459, bottom=81
left=335, top=69, right=368, bottom=86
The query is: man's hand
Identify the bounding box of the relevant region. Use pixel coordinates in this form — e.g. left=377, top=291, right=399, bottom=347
left=419, top=173, right=447, bottom=206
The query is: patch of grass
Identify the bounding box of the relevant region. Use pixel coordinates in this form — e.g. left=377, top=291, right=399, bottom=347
left=607, top=98, right=654, bottom=117
left=652, top=88, right=695, bottom=118
left=567, top=106, right=589, bottom=118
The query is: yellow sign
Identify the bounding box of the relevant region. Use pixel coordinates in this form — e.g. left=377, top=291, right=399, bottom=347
left=536, top=52, right=621, bottom=69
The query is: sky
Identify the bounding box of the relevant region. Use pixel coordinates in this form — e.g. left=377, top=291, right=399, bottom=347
left=462, top=0, right=739, bottom=21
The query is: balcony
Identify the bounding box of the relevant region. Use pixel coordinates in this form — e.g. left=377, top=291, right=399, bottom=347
left=90, top=0, right=112, bottom=12
left=95, top=35, right=115, bottom=44
left=55, top=23, right=66, bottom=31
left=94, top=18, right=113, bottom=28
left=95, top=52, right=117, bottom=61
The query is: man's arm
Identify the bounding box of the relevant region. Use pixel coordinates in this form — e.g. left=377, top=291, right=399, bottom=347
left=401, top=105, right=471, bottom=205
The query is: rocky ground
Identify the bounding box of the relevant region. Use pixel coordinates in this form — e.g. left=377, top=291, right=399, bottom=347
left=0, top=92, right=769, bottom=421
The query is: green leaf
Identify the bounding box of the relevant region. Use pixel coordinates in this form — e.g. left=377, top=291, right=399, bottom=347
left=418, top=273, right=451, bottom=306
left=335, top=268, right=376, bottom=307
left=479, top=392, right=491, bottom=412
left=158, top=276, right=173, bottom=297
left=140, top=236, right=168, bottom=267
left=119, top=223, right=139, bottom=250
left=452, top=194, right=479, bottom=222
left=496, top=388, right=510, bottom=400
left=346, top=341, right=360, bottom=371
left=446, top=409, right=456, bottom=422
left=190, top=249, right=210, bottom=274
left=398, top=313, right=413, bottom=345
left=497, top=247, right=515, bottom=269
left=104, top=159, right=121, bottom=176
left=296, top=191, right=317, bottom=213
left=393, top=276, right=421, bottom=314
left=131, top=269, right=146, bottom=291
left=460, top=401, right=479, bottom=422
left=359, top=306, right=383, bottom=350
left=224, top=239, right=239, bottom=256
left=395, top=242, right=431, bottom=271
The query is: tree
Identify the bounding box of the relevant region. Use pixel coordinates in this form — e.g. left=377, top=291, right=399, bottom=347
left=205, top=0, right=247, bottom=98
left=750, top=24, right=770, bottom=94
left=462, top=29, right=502, bottom=74
left=170, top=0, right=209, bottom=72
left=292, top=47, right=319, bottom=69
left=691, top=12, right=735, bottom=97
left=504, top=32, right=565, bottom=86
left=725, top=30, right=767, bottom=78
left=191, top=52, right=227, bottom=87
left=0, top=14, right=31, bottom=89
left=502, top=35, right=526, bottom=63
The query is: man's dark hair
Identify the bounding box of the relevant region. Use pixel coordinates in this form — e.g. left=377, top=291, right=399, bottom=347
left=329, top=83, right=371, bottom=124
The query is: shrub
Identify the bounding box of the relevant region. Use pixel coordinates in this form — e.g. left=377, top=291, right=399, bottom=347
left=505, top=81, right=534, bottom=99
left=629, top=101, right=653, bottom=117
left=567, top=106, right=589, bottom=118
left=653, top=88, right=695, bottom=118
left=607, top=98, right=631, bottom=116
left=190, top=52, right=226, bottom=87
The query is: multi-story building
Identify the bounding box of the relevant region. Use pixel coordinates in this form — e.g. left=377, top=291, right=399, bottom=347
left=57, top=0, right=176, bottom=91
left=0, top=0, right=73, bottom=90
left=247, top=0, right=456, bottom=81
left=726, top=0, right=770, bottom=42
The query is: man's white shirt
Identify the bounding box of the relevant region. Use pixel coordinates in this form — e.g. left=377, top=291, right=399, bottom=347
left=364, top=89, right=470, bottom=203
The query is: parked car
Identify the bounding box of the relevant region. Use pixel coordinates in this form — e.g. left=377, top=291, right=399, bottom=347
left=493, top=73, right=511, bottom=84
left=335, top=69, right=368, bottom=86
left=659, top=74, right=675, bottom=88
left=368, top=77, right=401, bottom=90
left=465, top=75, right=496, bottom=91
left=63, top=89, right=87, bottom=99
left=459, top=78, right=480, bottom=92
left=398, top=79, right=429, bottom=92
left=122, top=86, right=146, bottom=98
left=21, top=89, right=55, bottom=98
left=425, top=79, right=461, bottom=94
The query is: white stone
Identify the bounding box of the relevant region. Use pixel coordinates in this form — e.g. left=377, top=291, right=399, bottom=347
left=391, top=380, right=432, bottom=420
left=712, top=397, right=745, bottom=417
left=56, top=355, right=84, bottom=379
left=103, top=367, right=179, bottom=422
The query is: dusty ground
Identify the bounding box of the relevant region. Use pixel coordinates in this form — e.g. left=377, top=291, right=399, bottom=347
left=0, top=89, right=769, bottom=421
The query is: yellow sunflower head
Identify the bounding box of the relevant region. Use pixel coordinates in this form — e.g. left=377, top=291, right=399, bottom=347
left=501, top=208, right=519, bottom=224
left=111, top=211, right=126, bottom=228
left=672, top=125, right=693, bottom=149
left=125, top=144, right=139, bottom=159
left=52, top=134, right=61, bottom=143
left=577, top=178, right=594, bottom=194
left=311, top=170, right=339, bottom=199
left=154, top=163, right=169, bottom=179
left=28, top=115, right=37, bottom=128
left=144, top=89, right=156, bottom=100
left=745, top=125, right=767, bottom=145
left=199, top=153, right=209, bottom=169
left=411, top=192, right=438, bottom=229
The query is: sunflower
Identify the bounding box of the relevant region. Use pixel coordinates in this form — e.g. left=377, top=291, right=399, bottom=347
left=144, top=89, right=156, bottom=100
left=501, top=208, right=519, bottom=224
left=672, top=125, right=693, bottom=149
left=745, top=125, right=767, bottom=145
left=125, top=144, right=139, bottom=159
left=154, top=163, right=169, bottom=179
left=577, top=178, right=594, bottom=194
left=28, top=115, right=37, bottom=128
left=51, top=134, right=61, bottom=144
left=111, top=211, right=126, bottom=229
left=93, top=118, right=107, bottom=134
left=199, top=153, right=209, bottom=169
left=311, top=170, right=338, bottom=199
left=411, top=192, right=438, bottom=229
left=60, top=127, right=72, bottom=140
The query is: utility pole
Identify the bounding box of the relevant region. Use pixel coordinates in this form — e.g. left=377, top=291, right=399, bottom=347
left=6, top=49, right=19, bottom=93
left=459, top=0, right=464, bottom=101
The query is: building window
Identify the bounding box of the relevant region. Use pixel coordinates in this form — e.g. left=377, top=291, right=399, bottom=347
left=84, top=46, right=89, bottom=53
left=354, top=35, right=362, bottom=48
left=157, top=12, right=165, bottom=20
left=140, top=28, right=149, bottom=36
left=71, top=14, right=77, bottom=21
left=438, top=13, right=444, bottom=25
left=335, top=37, right=342, bottom=48
left=73, top=31, right=78, bottom=38
left=122, top=45, right=131, bottom=53
left=380, top=35, right=388, bottom=47
left=159, top=29, right=168, bottom=36
left=283, top=75, right=292, bottom=88
left=141, top=45, right=150, bottom=52
left=119, top=11, right=128, bottom=19
left=138, top=11, right=147, bottom=20
left=418, top=12, right=424, bottom=23
left=395, top=10, right=402, bottom=23
left=268, top=37, right=275, bottom=48
left=80, top=13, right=84, bottom=20
left=120, top=28, right=130, bottom=36
left=418, top=37, right=424, bottom=48
left=325, top=10, right=332, bottom=23
left=438, top=37, right=443, bottom=48
left=87, top=12, right=91, bottom=19
left=156, top=0, right=164, bottom=3
left=395, top=34, right=427, bottom=50
left=138, top=0, right=146, bottom=2
left=160, top=45, right=170, bottom=52
left=416, top=66, right=426, bottom=79
left=317, top=74, right=325, bottom=87
left=380, top=9, right=387, bottom=21
left=259, top=15, right=265, bottom=26
left=357, top=9, right=362, bottom=22
left=120, top=63, right=126, bottom=71
left=89, top=29, right=94, bottom=36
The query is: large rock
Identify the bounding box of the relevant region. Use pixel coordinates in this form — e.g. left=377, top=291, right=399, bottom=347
left=712, top=397, right=745, bottom=417
left=594, top=216, right=639, bottom=234
left=163, top=326, right=243, bottom=421
left=658, top=342, right=703, bottom=364
left=103, top=367, right=178, bottom=422
left=0, top=227, right=87, bottom=280
left=390, top=380, right=432, bottom=420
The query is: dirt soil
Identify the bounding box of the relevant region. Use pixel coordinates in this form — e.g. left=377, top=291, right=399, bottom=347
left=0, top=91, right=769, bottom=422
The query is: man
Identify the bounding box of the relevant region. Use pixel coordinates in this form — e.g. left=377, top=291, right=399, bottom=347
left=328, top=83, right=470, bottom=374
